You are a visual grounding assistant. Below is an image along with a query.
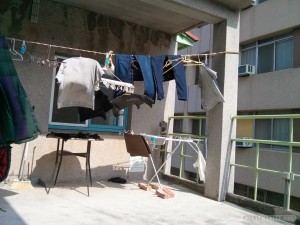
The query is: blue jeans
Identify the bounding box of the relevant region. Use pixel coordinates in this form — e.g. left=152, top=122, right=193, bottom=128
left=115, top=54, right=156, bottom=101
left=150, top=55, right=165, bottom=100
left=164, top=55, right=187, bottom=101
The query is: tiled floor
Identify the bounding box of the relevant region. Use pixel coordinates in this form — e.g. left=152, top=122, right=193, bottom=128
left=0, top=180, right=291, bottom=225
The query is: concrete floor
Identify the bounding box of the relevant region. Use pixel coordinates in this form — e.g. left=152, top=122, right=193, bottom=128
left=0, top=180, right=291, bottom=225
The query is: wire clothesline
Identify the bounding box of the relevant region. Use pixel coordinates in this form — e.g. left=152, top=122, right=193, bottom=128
left=6, top=37, right=108, bottom=56
left=6, top=37, right=239, bottom=58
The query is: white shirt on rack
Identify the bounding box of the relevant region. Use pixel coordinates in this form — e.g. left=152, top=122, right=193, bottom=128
left=56, top=57, right=104, bottom=110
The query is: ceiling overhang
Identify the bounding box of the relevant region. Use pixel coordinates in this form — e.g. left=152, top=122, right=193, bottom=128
left=52, top=0, right=253, bottom=34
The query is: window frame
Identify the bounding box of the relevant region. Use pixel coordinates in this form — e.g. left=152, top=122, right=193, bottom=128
left=48, top=55, right=128, bottom=133
left=254, top=117, right=290, bottom=152
left=240, top=35, right=293, bottom=74
left=237, top=111, right=291, bottom=152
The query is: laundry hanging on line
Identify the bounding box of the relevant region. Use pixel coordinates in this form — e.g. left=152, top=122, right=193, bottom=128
left=54, top=54, right=224, bottom=122
left=111, top=94, right=154, bottom=117
left=78, top=90, right=113, bottom=122
left=0, top=36, right=40, bottom=147
left=0, top=146, right=11, bottom=182
left=55, top=57, right=135, bottom=110
left=55, top=57, right=104, bottom=110
left=198, top=65, right=225, bottom=111
left=102, top=78, right=134, bottom=94
left=114, top=54, right=188, bottom=101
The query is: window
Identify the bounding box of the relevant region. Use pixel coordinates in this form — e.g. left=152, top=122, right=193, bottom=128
left=191, top=118, right=206, bottom=136
left=236, top=111, right=292, bottom=151
left=240, top=35, right=293, bottom=74
left=254, top=112, right=290, bottom=151
left=48, top=56, right=127, bottom=133
left=173, top=119, right=183, bottom=133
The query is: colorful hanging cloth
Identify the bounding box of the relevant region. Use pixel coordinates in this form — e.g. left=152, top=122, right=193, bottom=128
left=0, top=36, right=40, bottom=147
left=0, top=146, right=11, bottom=182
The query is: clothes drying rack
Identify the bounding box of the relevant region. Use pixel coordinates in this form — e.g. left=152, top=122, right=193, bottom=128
left=140, top=133, right=206, bottom=190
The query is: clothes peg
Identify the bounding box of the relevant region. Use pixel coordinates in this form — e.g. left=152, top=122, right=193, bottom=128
left=20, top=41, right=26, bottom=55
left=104, top=50, right=114, bottom=70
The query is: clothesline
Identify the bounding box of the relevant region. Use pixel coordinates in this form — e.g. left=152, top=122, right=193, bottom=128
left=7, top=37, right=108, bottom=56
left=6, top=37, right=239, bottom=58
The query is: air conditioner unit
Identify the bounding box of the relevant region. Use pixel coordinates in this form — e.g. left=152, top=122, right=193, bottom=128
left=238, top=64, right=255, bottom=76
left=236, top=137, right=253, bottom=148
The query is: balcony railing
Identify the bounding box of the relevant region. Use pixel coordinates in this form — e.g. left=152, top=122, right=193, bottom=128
left=231, top=114, right=300, bottom=211
left=166, top=115, right=208, bottom=183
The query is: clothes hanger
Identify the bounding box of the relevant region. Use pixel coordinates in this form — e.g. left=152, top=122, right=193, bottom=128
left=181, top=55, right=203, bottom=66
left=10, top=38, right=23, bottom=61
left=163, top=57, right=182, bottom=68
left=162, top=59, right=183, bottom=75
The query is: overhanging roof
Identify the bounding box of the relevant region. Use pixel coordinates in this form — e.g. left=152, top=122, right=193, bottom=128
left=52, top=0, right=253, bottom=34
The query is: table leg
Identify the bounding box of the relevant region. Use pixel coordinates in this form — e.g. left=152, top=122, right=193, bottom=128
left=87, top=141, right=92, bottom=185
left=55, top=139, right=60, bottom=164
left=54, top=141, right=64, bottom=185
left=86, top=141, right=92, bottom=196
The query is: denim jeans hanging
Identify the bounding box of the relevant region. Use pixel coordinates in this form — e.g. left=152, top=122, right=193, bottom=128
left=150, top=55, right=165, bottom=100
left=164, top=55, right=187, bottom=101
left=115, top=54, right=156, bottom=101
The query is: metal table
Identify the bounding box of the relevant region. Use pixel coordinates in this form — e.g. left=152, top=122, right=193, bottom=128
left=46, top=132, right=103, bottom=196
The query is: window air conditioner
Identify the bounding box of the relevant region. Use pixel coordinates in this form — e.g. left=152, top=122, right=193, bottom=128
left=236, top=137, right=253, bottom=148
left=238, top=64, right=255, bottom=76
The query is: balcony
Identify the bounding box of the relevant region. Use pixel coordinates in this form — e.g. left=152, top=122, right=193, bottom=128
left=1, top=181, right=297, bottom=225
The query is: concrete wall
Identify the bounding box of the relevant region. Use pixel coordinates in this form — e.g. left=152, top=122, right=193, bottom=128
left=238, top=68, right=300, bottom=111
left=178, top=25, right=212, bottom=55
left=175, top=25, right=211, bottom=115
left=235, top=148, right=300, bottom=198
left=240, top=0, right=300, bottom=43
left=0, top=0, right=175, bottom=183
left=293, top=28, right=300, bottom=68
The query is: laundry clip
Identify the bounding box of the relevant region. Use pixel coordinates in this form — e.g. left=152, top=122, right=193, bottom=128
left=104, top=50, right=114, bottom=70
left=20, top=41, right=26, bottom=55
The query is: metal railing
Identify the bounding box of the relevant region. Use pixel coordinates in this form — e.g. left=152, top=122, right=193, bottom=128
left=231, top=114, right=300, bottom=211
left=166, top=115, right=208, bottom=183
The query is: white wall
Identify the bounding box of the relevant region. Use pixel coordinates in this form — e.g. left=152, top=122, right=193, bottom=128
left=238, top=68, right=300, bottom=111
left=240, top=0, right=300, bottom=43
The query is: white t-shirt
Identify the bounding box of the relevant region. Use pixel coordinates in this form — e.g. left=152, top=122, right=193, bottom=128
left=56, top=57, right=104, bottom=110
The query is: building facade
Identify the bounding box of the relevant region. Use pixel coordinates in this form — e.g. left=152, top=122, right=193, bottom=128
left=174, top=0, right=300, bottom=211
